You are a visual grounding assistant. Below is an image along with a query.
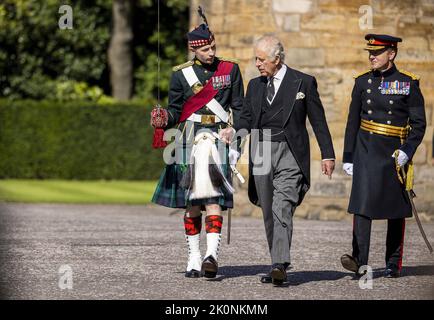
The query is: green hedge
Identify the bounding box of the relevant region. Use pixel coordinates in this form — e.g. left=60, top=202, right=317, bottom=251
left=0, top=99, right=165, bottom=180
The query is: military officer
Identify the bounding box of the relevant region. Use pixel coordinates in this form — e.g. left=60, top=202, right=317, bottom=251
left=151, top=11, right=244, bottom=279
left=341, top=34, right=426, bottom=278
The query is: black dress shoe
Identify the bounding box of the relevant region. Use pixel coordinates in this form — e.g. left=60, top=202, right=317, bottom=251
left=185, top=269, right=201, bottom=278
left=271, top=264, right=287, bottom=285
left=201, top=255, right=218, bottom=278
left=341, top=254, right=368, bottom=277
left=385, top=265, right=401, bottom=278
left=260, top=263, right=290, bottom=284
left=260, top=274, right=272, bottom=284
left=340, top=254, right=360, bottom=273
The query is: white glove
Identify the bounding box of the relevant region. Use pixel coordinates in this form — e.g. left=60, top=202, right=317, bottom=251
left=392, top=150, right=409, bottom=166
left=343, top=163, right=353, bottom=176
left=228, top=148, right=241, bottom=166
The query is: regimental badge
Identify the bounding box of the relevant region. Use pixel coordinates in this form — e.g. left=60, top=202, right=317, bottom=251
left=379, top=80, right=410, bottom=95
left=192, top=81, right=203, bottom=94
left=212, top=74, right=231, bottom=90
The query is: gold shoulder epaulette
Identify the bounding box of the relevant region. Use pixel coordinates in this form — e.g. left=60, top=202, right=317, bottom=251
left=172, top=60, right=194, bottom=72
left=400, top=70, right=420, bottom=80
left=353, top=69, right=371, bottom=79
left=218, top=56, right=239, bottom=64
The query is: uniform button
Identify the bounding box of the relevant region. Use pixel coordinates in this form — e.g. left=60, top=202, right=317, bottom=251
left=389, top=100, right=393, bottom=105
left=367, top=99, right=371, bottom=104
left=367, top=89, right=371, bottom=93
left=204, top=70, right=208, bottom=74
left=387, top=120, right=391, bottom=124
left=388, top=110, right=392, bottom=115
left=368, top=110, right=372, bottom=114
left=205, top=80, right=209, bottom=84
left=369, top=131, right=373, bottom=134
left=368, top=79, right=372, bottom=84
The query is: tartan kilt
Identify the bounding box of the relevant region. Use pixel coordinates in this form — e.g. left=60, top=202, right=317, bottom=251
left=151, top=146, right=233, bottom=210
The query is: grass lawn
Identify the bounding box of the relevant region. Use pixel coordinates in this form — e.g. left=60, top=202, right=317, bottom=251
left=0, top=179, right=158, bottom=204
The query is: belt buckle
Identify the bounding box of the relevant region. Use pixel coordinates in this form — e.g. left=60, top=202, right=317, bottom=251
left=201, top=115, right=215, bottom=125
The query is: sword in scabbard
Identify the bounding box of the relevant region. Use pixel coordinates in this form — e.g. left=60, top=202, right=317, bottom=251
left=226, top=164, right=245, bottom=245
left=395, top=151, right=433, bottom=254
left=227, top=207, right=231, bottom=245
left=406, top=187, right=433, bottom=254
left=211, top=132, right=246, bottom=244
left=229, top=164, right=245, bottom=184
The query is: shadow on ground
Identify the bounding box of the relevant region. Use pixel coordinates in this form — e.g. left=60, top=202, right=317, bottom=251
left=212, top=265, right=349, bottom=285
left=401, top=265, right=434, bottom=277
left=178, top=264, right=434, bottom=285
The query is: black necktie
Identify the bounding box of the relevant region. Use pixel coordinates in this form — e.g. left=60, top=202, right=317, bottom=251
left=267, top=77, right=275, bottom=103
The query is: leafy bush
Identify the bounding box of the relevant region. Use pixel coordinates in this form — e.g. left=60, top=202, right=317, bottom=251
left=0, top=99, right=165, bottom=180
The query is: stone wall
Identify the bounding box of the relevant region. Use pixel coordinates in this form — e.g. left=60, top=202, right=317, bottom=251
left=189, top=0, right=434, bottom=220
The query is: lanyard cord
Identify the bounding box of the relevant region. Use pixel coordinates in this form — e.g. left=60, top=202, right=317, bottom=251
left=157, top=0, right=160, bottom=105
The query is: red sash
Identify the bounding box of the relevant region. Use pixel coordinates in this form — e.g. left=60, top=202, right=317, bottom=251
left=178, top=60, right=234, bottom=123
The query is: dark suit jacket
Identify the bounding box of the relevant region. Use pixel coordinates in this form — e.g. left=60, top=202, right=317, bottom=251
left=234, top=65, right=335, bottom=206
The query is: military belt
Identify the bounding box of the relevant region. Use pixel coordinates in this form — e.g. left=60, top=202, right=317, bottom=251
left=360, top=119, right=409, bottom=139
left=187, top=113, right=223, bottom=125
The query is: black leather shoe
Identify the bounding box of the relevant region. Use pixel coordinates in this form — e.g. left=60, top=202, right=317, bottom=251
left=385, top=265, right=401, bottom=278
left=271, top=264, right=287, bottom=285
left=340, top=254, right=368, bottom=277
left=260, top=273, right=272, bottom=284
left=185, top=269, right=201, bottom=278
left=341, top=254, right=360, bottom=273
left=201, top=255, right=218, bottom=278
left=260, top=263, right=290, bottom=284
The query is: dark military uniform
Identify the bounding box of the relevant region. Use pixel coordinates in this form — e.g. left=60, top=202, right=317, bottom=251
left=341, top=34, right=426, bottom=276
left=344, top=64, right=426, bottom=219
left=151, top=56, right=244, bottom=209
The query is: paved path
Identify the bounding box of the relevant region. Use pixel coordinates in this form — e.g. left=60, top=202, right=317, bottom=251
left=0, top=203, right=433, bottom=299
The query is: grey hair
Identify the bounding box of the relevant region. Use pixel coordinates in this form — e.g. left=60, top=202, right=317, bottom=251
left=255, top=35, right=285, bottom=63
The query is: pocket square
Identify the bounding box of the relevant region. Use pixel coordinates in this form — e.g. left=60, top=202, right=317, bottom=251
left=296, top=92, right=305, bottom=100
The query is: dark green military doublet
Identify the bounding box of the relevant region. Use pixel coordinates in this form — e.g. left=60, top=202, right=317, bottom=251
left=166, top=57, right=244, bottom=129
left=152, top=57, right=244, bottom=209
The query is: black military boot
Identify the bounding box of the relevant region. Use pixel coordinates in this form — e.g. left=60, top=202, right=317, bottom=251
left=201, top=255, right=218, bottom=278
left=384, top=264, right=401, bottom=278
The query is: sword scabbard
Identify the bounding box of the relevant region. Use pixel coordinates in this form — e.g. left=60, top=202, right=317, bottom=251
left=398, top=167, right=433, bottom=254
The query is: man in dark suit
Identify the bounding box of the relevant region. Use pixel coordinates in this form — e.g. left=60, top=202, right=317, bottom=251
left=233, top=35, right=335, bottom=285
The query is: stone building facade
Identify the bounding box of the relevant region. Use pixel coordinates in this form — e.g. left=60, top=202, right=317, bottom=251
left=189, top=0, right=434, bottom=220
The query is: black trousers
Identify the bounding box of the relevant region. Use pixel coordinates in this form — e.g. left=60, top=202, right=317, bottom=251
left=352, top=214, right=406, bottom=270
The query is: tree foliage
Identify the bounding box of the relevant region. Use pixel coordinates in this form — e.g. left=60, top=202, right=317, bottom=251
left=0, top=0, right=189, bottom=103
